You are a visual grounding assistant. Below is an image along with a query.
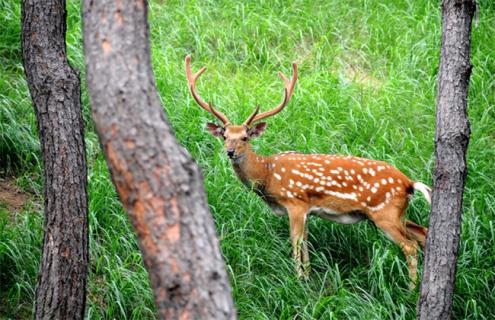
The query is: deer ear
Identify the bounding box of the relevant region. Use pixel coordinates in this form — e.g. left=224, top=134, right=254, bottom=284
left=206, top=122, right=225, bottom=137
left=248, top=122, right=267, bottom=138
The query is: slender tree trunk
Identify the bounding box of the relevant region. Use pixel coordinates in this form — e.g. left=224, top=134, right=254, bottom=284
left=82, top=1, right=235, bottom=319
left=418, top=0, right=474, bottom=319
left=21, top=1, right=88, bottom=319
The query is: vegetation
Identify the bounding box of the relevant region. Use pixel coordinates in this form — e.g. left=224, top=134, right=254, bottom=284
left=1, top=0, right=494, bottom=319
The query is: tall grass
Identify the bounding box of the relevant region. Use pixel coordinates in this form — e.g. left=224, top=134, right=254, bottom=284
left=1, top=0, right=494, bottom=319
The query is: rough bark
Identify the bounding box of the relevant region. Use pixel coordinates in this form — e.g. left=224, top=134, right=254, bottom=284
left=21, top=0, right=88, bottom=319
left=82, top=1, right=235, bottom=319
left=418, top=0, right=474, bottom=319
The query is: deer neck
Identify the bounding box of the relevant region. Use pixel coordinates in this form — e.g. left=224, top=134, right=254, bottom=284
left=231, top=147, right=270, bottom=189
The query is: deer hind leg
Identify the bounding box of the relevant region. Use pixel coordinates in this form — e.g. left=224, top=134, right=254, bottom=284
left=286, top=203, right=310, bottom=279
left=405, top=220, right=428, bottom=249
left=371, top=211, right=419, bottom=290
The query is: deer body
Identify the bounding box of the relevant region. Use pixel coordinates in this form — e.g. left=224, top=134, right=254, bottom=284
left=185, top=55, right=430, bottom=288
left=233, top=147, right=425, bottom=227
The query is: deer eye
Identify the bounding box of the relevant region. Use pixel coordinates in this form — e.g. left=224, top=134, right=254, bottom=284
left=241, top=137, right=248, bottom=141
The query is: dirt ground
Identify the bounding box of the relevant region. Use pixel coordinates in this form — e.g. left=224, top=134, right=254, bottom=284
left=0, top=177, right=30, bottom=213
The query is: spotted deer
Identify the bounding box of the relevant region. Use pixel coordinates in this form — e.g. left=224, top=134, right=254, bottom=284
left=185, top=55, right=430, bottom=288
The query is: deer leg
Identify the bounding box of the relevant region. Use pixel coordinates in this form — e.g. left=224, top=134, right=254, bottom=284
left=302, top=223, right=310, bottom=277
left=287, top=205, right=310, bottom=279
left=372, top=215, right=419, bottom=290
left=405, top=219, right=428, bottom=249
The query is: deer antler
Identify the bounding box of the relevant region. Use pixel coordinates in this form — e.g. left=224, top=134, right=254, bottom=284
left=244, top=63, right=298, bottom=126
left=242, top=105, right=260, bottom=126
left=185, top=55, right=230, bottom=125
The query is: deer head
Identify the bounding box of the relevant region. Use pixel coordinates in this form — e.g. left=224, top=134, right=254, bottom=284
left=185, top=55, right=297, bottom=162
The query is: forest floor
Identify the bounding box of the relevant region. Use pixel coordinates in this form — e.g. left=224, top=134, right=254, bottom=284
left=0, top=177, right=31, bottom=214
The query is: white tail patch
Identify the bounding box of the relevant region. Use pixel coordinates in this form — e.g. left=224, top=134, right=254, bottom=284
left=413, top=182, right=432, bottom=204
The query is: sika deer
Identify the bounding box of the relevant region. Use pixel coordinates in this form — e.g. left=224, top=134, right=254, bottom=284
left=185, top=55, right=430, bottom=288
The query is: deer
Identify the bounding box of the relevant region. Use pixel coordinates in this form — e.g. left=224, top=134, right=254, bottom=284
left=185, top=55, right=431, bottom=289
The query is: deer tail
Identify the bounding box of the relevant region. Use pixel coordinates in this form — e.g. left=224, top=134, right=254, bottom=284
left=413, top=182, right=432, bottom=205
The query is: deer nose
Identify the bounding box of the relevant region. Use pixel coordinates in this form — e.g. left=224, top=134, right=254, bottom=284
left=227, top=149, right=235, bottom=158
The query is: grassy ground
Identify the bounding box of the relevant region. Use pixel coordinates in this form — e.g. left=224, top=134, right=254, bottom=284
left=1, top=0, right=494, bottom=319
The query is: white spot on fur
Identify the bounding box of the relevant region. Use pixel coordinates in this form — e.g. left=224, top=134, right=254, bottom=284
left=274, top=173, right=282, bottom=180
left=324, top=190, right=357, bottom=201
left=369, top=202, right=385, bottom=211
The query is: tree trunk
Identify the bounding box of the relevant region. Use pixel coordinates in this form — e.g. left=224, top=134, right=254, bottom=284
left=418, top=0, right=474, bottom=319
left=82, top=1, right=235, bottom=319
left=21, top=1, right=88, bottom=319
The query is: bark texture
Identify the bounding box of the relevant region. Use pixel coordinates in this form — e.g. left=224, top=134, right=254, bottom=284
left=21, top=1, right=88, bottom=319
left=418, top=0, right=474, bottom=319
left=82, top=1, right=235, bottom=319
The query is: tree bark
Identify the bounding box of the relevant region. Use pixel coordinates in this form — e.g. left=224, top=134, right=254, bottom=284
left=82, top=1, right=235, bottom=319
left=21, top=1, right=88, bottom=319
left=418, top=0, right=474, bottom=319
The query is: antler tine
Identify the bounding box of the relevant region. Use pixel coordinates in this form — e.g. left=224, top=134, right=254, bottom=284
left=185, top=55, right=230, bottom=125
left=243, top=104, right=261, bottom=126
left=251, top=62, right=298, bottom=123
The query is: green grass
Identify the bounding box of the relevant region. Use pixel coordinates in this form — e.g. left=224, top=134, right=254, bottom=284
left=1, top=0, right=494, bottom=319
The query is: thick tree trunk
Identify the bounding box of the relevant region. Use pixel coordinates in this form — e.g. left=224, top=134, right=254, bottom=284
left=418, top=0, right=474, bottom=319
left=21, top=1, right=88, bottom=319
left=82, top=1, right=235, bottom=319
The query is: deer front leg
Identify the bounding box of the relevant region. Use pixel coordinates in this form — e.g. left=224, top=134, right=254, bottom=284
left=287, top=204, right=310, bottom=279
left=302, top=222, right=310, bottom=277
